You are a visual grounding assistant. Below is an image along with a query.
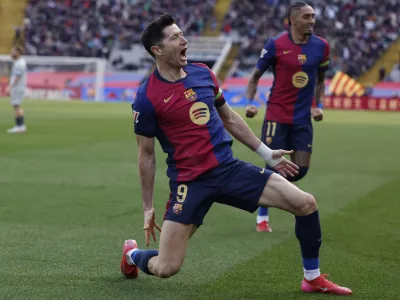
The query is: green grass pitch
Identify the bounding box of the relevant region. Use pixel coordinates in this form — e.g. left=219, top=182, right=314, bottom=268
left=0, top=99, right=399, bottom=300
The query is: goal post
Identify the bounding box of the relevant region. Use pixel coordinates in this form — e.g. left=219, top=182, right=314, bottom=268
left=0, top=55, right=107, bottom=101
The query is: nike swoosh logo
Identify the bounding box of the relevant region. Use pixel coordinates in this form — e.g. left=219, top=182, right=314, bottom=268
left=283, top=50, right=292, bottom=54
left=308, top=144, right=312, bottom=148
left=320, top=287, right=328, bottom=292
left=260, top=168, right=265, bottom=174
left=164, top=94, right=174, bottom=103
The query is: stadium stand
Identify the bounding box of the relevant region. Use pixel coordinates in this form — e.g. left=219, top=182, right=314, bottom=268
left=23, top=0, right=215, bottom=59
left=18, top=0, right=400, bottom=85
left=0, top=0, right=26, bottom=54
left=222, top=0, right=400, bottom=79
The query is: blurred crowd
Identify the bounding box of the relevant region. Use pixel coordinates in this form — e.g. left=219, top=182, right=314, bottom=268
left=222, top=0, right=400, bottom=79
left=21, top=0, right=399, bottom=80
left=23, top=0, right=215, bottom=58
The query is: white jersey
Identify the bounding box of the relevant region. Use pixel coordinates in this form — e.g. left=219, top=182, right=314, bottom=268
left=10, top=57, right=27, bottom=91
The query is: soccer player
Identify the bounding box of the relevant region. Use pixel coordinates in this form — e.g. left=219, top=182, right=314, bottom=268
left=6, top=46, right=27, bottom=133
left=245, top=2, right=329, bottom=233
left=121, top=14, right=351, bottom=295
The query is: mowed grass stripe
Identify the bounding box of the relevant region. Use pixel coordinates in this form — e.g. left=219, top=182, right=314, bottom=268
left=0, top=100, right=399, bottom=299
left=191, top=178, right=400, bottom=300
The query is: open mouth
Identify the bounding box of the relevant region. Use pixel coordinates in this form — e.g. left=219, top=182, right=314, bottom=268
left=180, top=48, right=187, bottom=61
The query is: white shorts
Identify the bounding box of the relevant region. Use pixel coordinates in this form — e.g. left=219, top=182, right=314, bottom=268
left=10, top=89, right=24, bottom=106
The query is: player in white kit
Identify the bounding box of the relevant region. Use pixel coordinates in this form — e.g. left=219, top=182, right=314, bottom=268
left=6, top=46, right=27, bottom=133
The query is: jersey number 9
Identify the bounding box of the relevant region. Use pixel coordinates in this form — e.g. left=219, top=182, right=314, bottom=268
left=176, top=184, right=188, bottom=203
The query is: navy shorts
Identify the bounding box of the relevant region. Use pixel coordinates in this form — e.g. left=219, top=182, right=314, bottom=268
left=261, top=119, right=313, bottom=153
left=164, top=159, right=273, bottom=226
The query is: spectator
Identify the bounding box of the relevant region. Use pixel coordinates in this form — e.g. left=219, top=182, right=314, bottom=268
left=379, top=66, right=386, bottom=81
left=24, top=0, right=215, bottom=57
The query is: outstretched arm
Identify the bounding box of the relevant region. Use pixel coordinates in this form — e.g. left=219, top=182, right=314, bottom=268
left=217, top=102, right=298, bottom=177
left=217, top=101, right=260, bottom=150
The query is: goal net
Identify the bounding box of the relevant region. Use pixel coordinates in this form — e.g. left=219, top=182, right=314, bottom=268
left=0, top=55, right=106, bottom=101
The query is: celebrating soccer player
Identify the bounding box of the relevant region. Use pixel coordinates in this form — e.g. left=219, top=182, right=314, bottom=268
left=121, top=13, right=351, bottom=295
left=245, top=2, right=329, bottom=233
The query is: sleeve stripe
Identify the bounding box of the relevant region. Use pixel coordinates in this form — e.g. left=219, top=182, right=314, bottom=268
left=215, top=88, right=223, bottom=100
left=320, top=61, right=329, bottom=67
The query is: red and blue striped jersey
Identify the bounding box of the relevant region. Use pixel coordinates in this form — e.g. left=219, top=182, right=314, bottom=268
left=132, top=63, right=234, bottom=182
left=256, top=32, right=330, bottom=124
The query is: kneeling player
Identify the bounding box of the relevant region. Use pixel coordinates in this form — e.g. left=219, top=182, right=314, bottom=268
left=120, top=14, right=351, bottom=296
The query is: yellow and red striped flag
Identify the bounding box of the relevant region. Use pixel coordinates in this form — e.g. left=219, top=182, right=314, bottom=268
left=329, top=71, right=365, bottom=97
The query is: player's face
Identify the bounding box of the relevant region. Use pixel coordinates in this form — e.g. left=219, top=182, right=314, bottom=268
left=294, top=6, right=315, bottom=36
left=160, top=24, right=188, bottom=67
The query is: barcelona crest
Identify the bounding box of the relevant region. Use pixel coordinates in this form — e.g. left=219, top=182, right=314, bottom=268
left=173, top=203, right=183, bottom=215
left=298, top=54, right=307, bottom=64
left=184, top=88, right=197, bottom=101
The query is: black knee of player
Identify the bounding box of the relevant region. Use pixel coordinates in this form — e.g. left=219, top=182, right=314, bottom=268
left=288, top=167, right=309, bottom=182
